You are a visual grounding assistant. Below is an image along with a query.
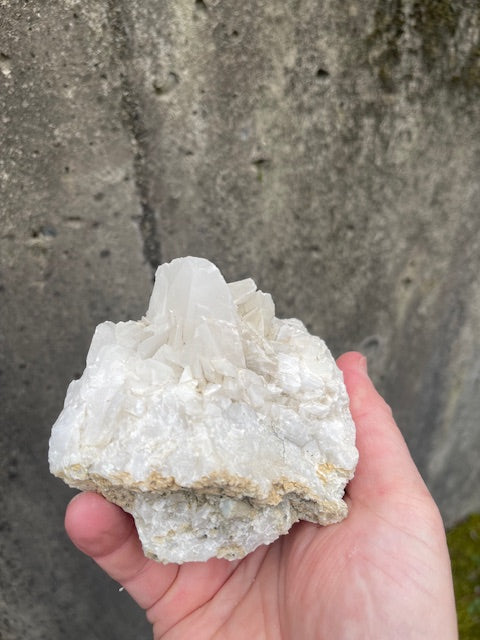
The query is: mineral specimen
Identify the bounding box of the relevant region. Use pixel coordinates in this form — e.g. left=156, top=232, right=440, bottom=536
left=49, top=257, right=358, bottom=563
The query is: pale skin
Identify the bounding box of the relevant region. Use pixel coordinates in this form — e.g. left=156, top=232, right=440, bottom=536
left=65, top=352, right=458, bottom=639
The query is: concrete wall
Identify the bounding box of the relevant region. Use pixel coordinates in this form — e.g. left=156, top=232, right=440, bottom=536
left=1, top=1, right=479, bottom=638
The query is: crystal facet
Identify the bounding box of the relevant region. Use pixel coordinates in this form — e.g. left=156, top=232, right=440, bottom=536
left=49, top=257, right=358, bottom=563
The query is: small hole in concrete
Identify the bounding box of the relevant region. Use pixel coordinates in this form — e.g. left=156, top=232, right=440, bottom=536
left=41, top=225, right=57, bottom=237
left=153, top=72, right=179, bottom=95
left=360, top=335, right=382, bottom=355
left=195, top=0, right=208, bottom=12
left=31, top=226, right=57, bottom=238
left=316, top=68, right=329, bottom=78
left=100, top=249, right=111, bottom=258
left=94, top=192, right=104, bottom=201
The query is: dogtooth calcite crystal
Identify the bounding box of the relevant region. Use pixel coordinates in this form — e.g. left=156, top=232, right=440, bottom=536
left=49, top=257, right=358, bottom=563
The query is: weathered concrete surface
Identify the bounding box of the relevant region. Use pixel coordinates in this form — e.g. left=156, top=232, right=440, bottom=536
left=1, top=1, right=479, bottom=638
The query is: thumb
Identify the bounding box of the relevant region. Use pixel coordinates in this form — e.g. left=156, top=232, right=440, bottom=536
left=337, top=352, right=430, bottom=506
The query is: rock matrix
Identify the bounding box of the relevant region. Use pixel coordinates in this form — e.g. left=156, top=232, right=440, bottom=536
left=49, top=257, right=358, bottom=562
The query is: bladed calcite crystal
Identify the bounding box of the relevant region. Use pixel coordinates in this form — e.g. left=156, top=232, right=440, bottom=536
left=49, top=257, right=358, bottom=563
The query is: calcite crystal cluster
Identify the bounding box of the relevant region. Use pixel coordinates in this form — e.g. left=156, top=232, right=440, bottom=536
left=49, top=257, right=358, bottom=563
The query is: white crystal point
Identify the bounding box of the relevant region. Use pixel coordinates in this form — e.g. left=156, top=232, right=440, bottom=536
left=144, top=257, right=246, bottom=377
left=49, top=256, right=358, bottom=563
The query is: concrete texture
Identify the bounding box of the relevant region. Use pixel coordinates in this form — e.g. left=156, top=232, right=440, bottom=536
left=1, top=1, right=479, bottom=638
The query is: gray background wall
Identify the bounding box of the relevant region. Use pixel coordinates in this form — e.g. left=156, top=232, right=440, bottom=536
left=1, top=1, right=479, bottom=638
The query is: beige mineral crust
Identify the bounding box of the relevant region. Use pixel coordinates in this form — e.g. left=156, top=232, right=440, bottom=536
left=49, top=257, right=358, bottom=563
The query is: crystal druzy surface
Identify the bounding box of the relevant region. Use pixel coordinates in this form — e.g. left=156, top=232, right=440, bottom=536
left=49, top=257, right=358, bottom=563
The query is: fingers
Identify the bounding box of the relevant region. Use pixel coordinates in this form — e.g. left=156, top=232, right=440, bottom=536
left=337, top=352, right=429, bottom=506
left=65, top=492, right=178, bottom=609
left=65, top=492, right=243, bottom=633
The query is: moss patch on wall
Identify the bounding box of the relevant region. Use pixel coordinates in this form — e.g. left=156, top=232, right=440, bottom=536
left=412, top=0, right=480, bottom=92
left=411, top=0, right=459, bottom=70
left=447, top=513, right=480, bottom=639
left=365, top=1, right=405, bottom=93
left=451, top=44, right=480, bottom=93
left=365, top=1, right=480, bottom=93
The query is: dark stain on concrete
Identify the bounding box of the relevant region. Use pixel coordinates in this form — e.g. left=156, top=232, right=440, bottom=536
left=106, top=1, right=162, bottom=276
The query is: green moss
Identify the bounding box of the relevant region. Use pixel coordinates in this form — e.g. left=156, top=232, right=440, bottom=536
left=365, top=2, right=480, bottom=93
left=365, top=1, right=405, bottom=93
left=447, top=513, right=480, bottom=639
left=412, top=1, right=480, bottom=91
left=411, top=0, right=460, bottom=70
left=451, top=44, right=480, bottom=92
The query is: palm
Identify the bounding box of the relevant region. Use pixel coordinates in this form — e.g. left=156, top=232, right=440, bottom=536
left=65, top=353, right=457, bottom=639
left=159, top=498, right=445, bottom=639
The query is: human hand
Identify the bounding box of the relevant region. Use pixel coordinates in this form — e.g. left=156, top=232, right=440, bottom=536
left=65, top=352, right=458, bottom=639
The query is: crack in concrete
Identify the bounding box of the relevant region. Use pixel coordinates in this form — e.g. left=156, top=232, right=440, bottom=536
left=107, top=1, right=162, bottom=278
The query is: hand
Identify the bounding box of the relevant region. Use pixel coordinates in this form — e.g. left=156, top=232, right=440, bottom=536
left=65, top=352, right=458, bottom=639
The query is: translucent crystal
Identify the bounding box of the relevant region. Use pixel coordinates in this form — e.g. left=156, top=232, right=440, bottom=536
left=49, top=257, right=358, bottom=563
